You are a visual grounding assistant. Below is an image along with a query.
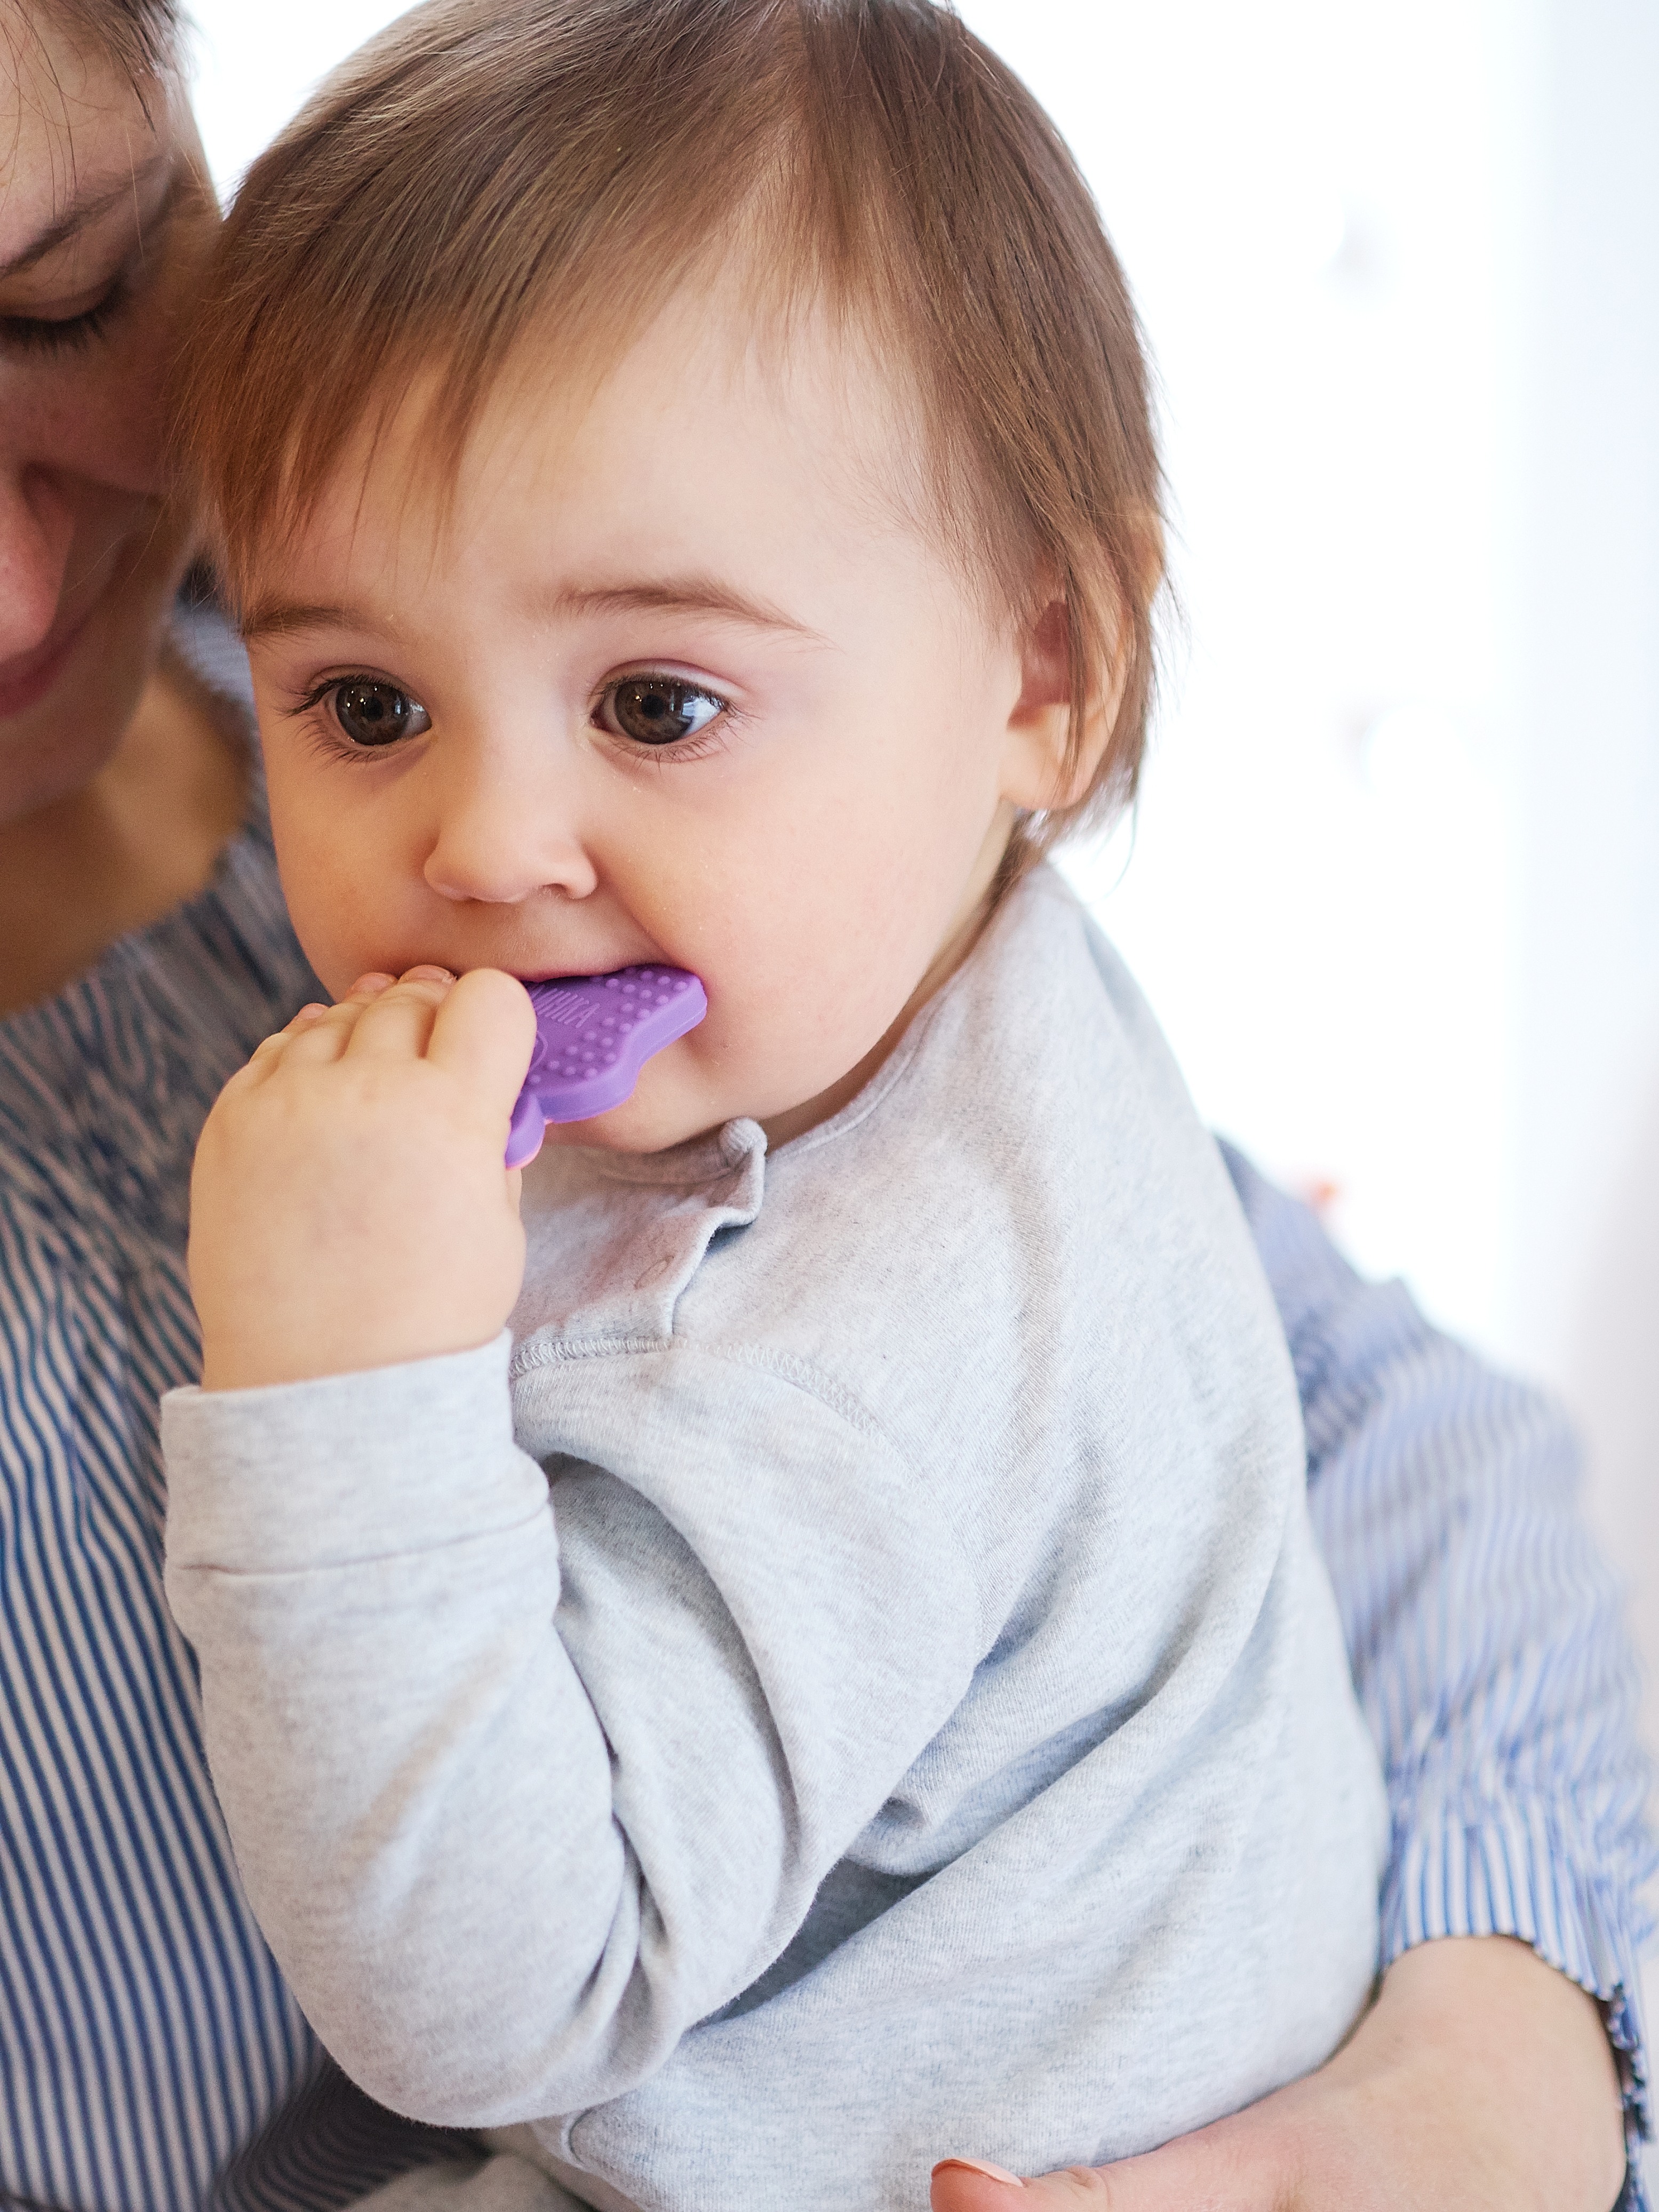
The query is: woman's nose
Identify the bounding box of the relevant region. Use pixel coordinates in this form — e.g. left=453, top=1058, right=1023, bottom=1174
left=0, top=462, right=75, bottom=661
left=424, top=758, right=600, bottom=907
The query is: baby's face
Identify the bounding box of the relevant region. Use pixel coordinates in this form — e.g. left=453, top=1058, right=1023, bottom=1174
left=243, top=299, right=1070, bottom=1152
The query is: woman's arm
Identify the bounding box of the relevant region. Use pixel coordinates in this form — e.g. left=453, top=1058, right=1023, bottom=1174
left=1225, top=1140, right=1652, bottom=2155
left=934, top=1143, right=1652, bottom=2212
left=933, top=1934, right=1628, bottom=2210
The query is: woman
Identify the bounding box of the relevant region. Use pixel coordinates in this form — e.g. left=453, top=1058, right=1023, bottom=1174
left=0, top=4, right=1644, bottom=2209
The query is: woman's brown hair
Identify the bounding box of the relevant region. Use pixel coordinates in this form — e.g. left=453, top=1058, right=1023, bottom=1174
left=36, top=0, right=180, bottom=84
left=181, top=0, right=1166, bottom=851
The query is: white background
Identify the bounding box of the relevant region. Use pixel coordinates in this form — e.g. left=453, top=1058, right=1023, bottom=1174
left=186, top=0, right=1659, bottom=1975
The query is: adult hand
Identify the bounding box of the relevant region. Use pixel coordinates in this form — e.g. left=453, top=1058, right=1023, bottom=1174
left=932, top=1936, right=1627, bottom=2212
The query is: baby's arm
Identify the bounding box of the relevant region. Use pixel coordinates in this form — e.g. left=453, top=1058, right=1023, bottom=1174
left=166, top=970, right=979, bottom=2126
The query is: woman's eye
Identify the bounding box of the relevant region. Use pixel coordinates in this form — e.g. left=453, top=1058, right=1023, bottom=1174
left=0, top=278, right=127, bottom=357
left=331, top=679, right=432, bottom=748
left=601, top=676, right=725, bottom=747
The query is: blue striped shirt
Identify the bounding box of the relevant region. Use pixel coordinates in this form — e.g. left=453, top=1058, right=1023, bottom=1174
left=1, top=609, right=1651, bottom=2209
left=1227, top=1140, right=1654, bottom=2206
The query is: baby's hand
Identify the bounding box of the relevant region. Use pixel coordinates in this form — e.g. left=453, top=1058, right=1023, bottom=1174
left=189, top=967, right=537, bottom=1391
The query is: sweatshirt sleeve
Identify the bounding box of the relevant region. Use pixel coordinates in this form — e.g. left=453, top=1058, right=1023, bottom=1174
left=162, top=1335, right=978, bottom=2131
left=1222, top=1140, right=1656, bottom=2187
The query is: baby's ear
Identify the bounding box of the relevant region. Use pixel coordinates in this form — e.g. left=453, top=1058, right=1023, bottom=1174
left=999, top=598, right=1113, bottom=812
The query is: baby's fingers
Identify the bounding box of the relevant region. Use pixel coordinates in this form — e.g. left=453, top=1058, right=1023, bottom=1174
left=343, top=966, right=462, bottom=1062
left=427, top=968, right=538, bottom=1113
left=258, top=973, right=397, bottom=1073
left=228, top=996, right=350, bottom=1094
left=259, top=1002, right=331, bottom=1056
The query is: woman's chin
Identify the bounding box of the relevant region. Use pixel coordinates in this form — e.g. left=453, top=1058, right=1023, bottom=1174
left=0, top=518, right=188, bottom=823
left=0, top=603, right=130, bottom=824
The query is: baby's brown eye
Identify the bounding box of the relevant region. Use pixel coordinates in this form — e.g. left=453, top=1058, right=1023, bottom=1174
left=602, top=676, right=724, bottom=747
left=332, top=679, right=431, bottom=748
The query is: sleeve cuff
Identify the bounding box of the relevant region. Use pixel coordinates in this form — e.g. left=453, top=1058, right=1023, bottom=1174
left=163, top=1331, right=546, bottom=1574
left=1383, top=1792, right=1653, bottom=2176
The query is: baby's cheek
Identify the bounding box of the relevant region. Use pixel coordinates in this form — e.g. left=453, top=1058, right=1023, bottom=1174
left=276, top=849, right=403, bottom=1003
left=731, top=994, right=884, bottom=1116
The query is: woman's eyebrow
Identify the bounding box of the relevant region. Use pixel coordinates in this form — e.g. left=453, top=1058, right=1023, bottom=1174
left=0, top=150, right=172, bottom=280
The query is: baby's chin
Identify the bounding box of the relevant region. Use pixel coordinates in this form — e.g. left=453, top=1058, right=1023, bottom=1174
left=536, top=1064, right=750, bottom=1160
left=535, top=1049, right=838, bottom=1160
left=538, top=1106, right=726, bottom=1160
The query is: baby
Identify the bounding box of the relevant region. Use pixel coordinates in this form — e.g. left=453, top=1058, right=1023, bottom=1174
left=162, top=3, right=1388, bottom=2206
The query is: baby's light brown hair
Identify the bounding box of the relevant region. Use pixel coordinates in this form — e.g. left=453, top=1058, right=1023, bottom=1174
left=180, top=0, right=1166, bottom=855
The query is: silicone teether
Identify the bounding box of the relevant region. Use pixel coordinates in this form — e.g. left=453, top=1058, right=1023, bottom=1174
left=505, top=965, right=707, bottom=1167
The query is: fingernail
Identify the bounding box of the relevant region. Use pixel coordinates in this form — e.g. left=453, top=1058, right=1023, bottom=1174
left=400, top=964, right=456, bottom=983
left=932, top=2160, right=1024, bottom=2188
left=349, top=973, right=396, bottom=996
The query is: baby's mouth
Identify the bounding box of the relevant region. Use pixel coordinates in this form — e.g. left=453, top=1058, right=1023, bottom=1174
left=506, top=965, right=708, bottom=1164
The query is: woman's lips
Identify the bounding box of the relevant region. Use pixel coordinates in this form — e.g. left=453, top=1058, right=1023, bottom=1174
left=0, top=605, right=96, bottom=722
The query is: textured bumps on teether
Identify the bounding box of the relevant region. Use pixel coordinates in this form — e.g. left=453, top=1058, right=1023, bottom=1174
left=505, top=966, right=707, bottom=1167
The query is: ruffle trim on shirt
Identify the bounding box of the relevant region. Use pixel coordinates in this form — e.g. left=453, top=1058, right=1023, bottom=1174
left=1382, top=1792, right=1653, bottom=2200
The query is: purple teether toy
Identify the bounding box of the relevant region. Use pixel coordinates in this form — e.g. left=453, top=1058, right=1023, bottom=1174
left=506, top=965, right=707, bottom=1167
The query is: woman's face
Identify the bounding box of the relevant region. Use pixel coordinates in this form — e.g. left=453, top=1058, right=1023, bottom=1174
left=0, top=4, right=217, bottom=825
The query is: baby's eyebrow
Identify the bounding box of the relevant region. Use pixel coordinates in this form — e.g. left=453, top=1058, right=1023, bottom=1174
left=240, top=579, right=828, bottom=646
left=240, top=601, right=364, bottom=642
left=551, top=578, right=827, bottom=642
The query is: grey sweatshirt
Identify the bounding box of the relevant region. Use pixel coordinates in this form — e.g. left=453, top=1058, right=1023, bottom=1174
left=164, top=867, right=1387, bottom=2212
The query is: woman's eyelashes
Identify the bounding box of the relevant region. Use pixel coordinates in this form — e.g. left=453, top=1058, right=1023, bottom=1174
left=0, top=275, right=131, bottom=357
left=0, top=175, right=190, bottom=358
left=1, top=173, right=192, bottom=358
